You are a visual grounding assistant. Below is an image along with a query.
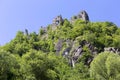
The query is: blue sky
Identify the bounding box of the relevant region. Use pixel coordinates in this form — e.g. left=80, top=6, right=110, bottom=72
left=0, top=0, right=120, bottom=45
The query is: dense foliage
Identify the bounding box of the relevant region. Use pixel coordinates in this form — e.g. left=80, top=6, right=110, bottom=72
left=0, top=19, right=120, bottom=80
left=90, top=52, right=120, bottom=80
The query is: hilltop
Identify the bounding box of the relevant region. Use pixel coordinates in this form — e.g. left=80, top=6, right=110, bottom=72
left=0, top=10, right=120, bottom=80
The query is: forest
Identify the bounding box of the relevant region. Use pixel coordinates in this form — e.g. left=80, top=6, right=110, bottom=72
left=0, top=14, right=120, bottom=80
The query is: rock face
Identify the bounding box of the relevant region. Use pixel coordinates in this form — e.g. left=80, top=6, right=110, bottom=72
left=62, top=40, right=98, bottom=67
left=71, top=10, right=89, bottom=23
left=51, top=10, right=89, bottom=30
left=52, top=15, right=64, bottom=25
left=50, top=15, right=64, bottom=30
left=71, top=40, right=97, bottom=66
left=52, top=10, right=89, bottom=26
left=55, top=39, right=64, bottom=55
left=77, top=10, right=89, bottom=21
left=104, top=47, right=120, bottom=54
left=62, top=47, right=71, bottom=57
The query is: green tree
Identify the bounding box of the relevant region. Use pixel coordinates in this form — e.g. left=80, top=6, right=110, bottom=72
left=113, top=35, right=120, bottom=48
left=0, top=50, right=21, bottom=80
left=22, top=49, right=58, bottom=80
left=90, top=52, right=120, bottom=80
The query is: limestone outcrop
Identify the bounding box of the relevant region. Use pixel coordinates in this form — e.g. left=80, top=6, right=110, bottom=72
left=104, top=47, right=120, bottom=54
left=51, top=10, right=89, bottom=30
left=52, top=15, right=64, bottom=25
left=71, top=10, right=89, bottom=23
left=62, top=40, right=98, bottom=67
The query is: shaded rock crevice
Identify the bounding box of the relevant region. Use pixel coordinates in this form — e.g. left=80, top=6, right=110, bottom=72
left=62, top=40, right=98, bottom=67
